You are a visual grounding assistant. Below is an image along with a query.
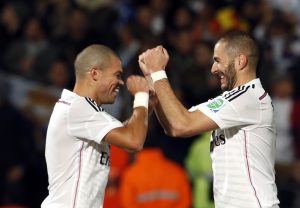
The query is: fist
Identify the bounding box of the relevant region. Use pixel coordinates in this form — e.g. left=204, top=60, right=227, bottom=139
left=139, top=45, right=169, bottom=75
left=126, top=75, right=149, bottom=95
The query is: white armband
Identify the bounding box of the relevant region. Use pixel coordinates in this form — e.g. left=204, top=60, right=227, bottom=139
left=151, top=70, right=167, bottom=83
left=133, top=92, right=149, bottom=109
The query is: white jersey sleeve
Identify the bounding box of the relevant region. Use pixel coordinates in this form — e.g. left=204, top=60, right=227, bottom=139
left=190, top=86, right=261, bottom=129
left=68, top=98, right=123, bottom=143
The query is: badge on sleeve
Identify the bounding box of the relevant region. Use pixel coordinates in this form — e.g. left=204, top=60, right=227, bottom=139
left=206, top=97, right=226, bottom=113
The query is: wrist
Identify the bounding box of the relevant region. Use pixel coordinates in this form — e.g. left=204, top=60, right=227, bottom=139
left=133, top=92, right=149, bottom=109
left=150, top=70, right=168, bottom=83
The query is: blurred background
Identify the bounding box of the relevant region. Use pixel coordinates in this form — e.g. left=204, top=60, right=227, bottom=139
left=0, top=0, right=300, bottom=207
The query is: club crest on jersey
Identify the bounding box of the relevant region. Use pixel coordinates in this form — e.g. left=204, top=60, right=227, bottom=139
left=207, top=98, right=226, bottom=113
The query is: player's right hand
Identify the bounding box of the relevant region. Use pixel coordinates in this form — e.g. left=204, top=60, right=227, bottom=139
left=138, top=52, right=149, bottom=76
left=126, top=75, right=149, bottom=95
left=139, top=45, right=169, bottom=75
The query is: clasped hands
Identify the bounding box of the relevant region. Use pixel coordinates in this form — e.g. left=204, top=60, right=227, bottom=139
left=138, top=45, right=169, bottom=76
left=136, top=45, right=169, bottom=108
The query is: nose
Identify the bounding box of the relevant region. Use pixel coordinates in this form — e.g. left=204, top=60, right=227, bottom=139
left=119, top=79, right=125, bottom=86
left=211, top=63, right=218, bottom=74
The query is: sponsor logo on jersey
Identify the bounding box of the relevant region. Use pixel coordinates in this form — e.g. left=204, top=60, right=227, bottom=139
left=100, top=151, right=110, bottom=166
left=210, top=130, right=226, bottom=152
left=207, top=98, right=226, bottom=112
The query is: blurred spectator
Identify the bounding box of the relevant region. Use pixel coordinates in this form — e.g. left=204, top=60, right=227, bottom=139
left=118, top=119, right=192, bottom=208
left=167, top=29, right=194, bottom=98
left=169, top=5, right=194, bottom=32
left=291, top=94, right=300, bottom=208
left=256, top=43, right=276, bottom=92
left=0, top=2, right=26, bottom=67
left=89, top=5, right=119, bottom=48
left=166, top=5, right=194, bottom=49
left=148, top=0, right=170, bottom=36
left=271, top=76, right=300, bottom=208
left=75, top=0, right=114, bottom=12
left=0, top=75, right=43, bottom=207
left=234, top=0, right=263, bottom=32
left=2, top=16, right=59, bottom=81
left=116, top=24, right=141, bottom=68
left=132, top=5, right=155, bottom=39
left=180, top=40, right=219, bottom=106
left=189, top=1, right=219, bottom=42
left=185, top=132, right=214, bottom=208
left=290, top=61, right=300, bottom=208
left=46, top=58, right=72, bottom=90
left=266, top=0, right=300, bottom=24
left=213, top=6, right=249, bottom=35
left=271, top=76, right=295, bottom=163
left=54, top=7, right=94, bottom=64
left=103, top=145, right=131, bottom=208
left=255, top=10, right=300, bottom=75
left=4, top=18, right=49, bottom=78
left=34, top=0, right=73, bottom=39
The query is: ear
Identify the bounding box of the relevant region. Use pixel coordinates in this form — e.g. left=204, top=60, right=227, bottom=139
left=235, top=53, right=248, bottom=71
left=89, top=67, right=100, bottom=81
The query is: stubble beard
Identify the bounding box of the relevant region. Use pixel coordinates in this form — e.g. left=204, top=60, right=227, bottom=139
left=222, top=61, right=237, bottom=92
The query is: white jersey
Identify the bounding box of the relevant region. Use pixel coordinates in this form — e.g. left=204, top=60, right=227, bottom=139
left=190, top=79, right=280, bottom=208
left=41, top=89, right=123, bottom=208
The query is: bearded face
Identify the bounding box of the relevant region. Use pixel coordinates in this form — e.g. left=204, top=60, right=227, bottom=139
left=221, top=60, right=237, bottom=91
left=212, top=41, right=238, bottom=92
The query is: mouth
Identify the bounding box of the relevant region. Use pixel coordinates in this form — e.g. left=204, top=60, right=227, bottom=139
left=218, top=73, right=225, bottom=82
left=113, top=88, right=119, bottom=95
left=218, top=73, right=227, bottom=90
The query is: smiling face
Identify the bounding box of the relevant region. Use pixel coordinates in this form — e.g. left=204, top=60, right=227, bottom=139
left=74, top=44, right=126, bottom=105
left=211, top=41, right=237, bottom=91
left=95, top=56, right=124, bottom=104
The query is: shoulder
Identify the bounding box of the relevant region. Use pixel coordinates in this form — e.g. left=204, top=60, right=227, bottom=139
left=71, top=96, right=103, bottom=113
left=222, top=79, right=267, bottom=106
left=222, top=83, right=256, bottom=103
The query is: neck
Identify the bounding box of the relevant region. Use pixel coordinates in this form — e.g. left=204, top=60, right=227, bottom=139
left=234, top=69, right=256, bottom=88
left=73, top=81, right=99, bottom=104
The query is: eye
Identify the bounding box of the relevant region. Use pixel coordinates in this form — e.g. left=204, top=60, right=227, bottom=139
left=213, top=57, right=219, bottom=63
left=115, top=73, right=123, bottom=80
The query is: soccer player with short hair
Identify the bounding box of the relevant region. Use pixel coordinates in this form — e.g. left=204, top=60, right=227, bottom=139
left=42, top=44, right=152, bottom=208
left=139, top=31, right=280, bottom=208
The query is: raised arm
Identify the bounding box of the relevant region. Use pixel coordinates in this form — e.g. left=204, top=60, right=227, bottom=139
left=139, top=46, right=218, bottom=138
left=104, top=75, right=149, bottom=152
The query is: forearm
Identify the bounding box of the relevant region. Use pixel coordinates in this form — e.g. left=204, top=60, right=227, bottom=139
left=106, top=107, right=148, bottom=152
left=124, top=107, right=148, bottom=150
left=153, top=79, right=189, bottom=136
left=154, top=101, right=172, bottom=134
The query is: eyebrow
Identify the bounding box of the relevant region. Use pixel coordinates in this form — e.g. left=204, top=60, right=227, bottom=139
left=114, top=70, right=122, bottom=75
left=114, top=71, right=123, bottom=78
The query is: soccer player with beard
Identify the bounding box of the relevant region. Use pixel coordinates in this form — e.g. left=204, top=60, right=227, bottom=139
left=42, top=44, right=153, bottom=208
left=139, top=31, right=280, bottom=208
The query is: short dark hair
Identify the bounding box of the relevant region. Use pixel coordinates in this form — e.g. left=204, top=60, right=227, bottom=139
left=219, top=31, right=260, bottom=68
